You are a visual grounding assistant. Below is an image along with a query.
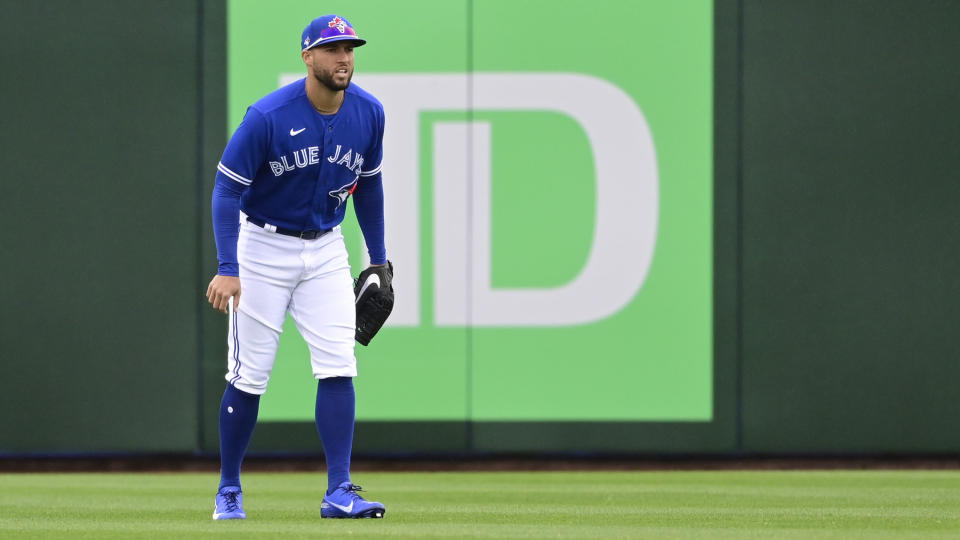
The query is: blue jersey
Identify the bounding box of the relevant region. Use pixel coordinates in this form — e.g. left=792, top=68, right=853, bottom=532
left=216, top=78, right=384, bottom=231
left=211, top=78, right=387, bottom=276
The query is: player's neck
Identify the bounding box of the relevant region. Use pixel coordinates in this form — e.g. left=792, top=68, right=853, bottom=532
left=306, top=77, right=344, bottom=115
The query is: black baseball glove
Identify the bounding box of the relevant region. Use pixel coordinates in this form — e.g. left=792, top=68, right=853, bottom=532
left=354, top=261, right=394, bottom=346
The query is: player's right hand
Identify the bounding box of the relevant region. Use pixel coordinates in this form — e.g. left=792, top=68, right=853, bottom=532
left=206, top=275, right=241, bottom=313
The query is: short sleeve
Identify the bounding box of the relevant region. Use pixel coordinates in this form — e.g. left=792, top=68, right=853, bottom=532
left=359, top=105, right=384, bottom=177
left=216, top=107, right=270, bottom=186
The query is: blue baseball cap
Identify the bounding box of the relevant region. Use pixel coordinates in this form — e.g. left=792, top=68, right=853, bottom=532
left=301, top=15, right=366, bottom=51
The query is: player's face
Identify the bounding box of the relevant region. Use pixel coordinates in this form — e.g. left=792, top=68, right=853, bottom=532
left=307, top=42, right=355, bottom=92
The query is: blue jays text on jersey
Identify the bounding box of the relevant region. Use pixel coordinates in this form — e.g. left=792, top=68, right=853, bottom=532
left=268, top=143, right=365, bottom=179
left=215, top=78, right=384, bottom=232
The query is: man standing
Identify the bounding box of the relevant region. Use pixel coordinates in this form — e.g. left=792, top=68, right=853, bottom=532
left=206, top=14, right=387, bottom=520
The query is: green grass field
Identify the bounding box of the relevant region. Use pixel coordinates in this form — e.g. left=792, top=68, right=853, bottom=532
left=1, top=470, right=958, bottom=538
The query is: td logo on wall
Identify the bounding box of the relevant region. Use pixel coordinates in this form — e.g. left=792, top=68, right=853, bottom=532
left=227, top=0, right=713, bottom=422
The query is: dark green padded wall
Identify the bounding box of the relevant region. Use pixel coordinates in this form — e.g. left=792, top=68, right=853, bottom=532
left=0, top=0, right=225, bottom=452
left=739, top=0, right=960, bottom=452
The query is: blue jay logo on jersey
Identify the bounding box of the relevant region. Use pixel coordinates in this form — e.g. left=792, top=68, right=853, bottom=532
left=329, top=178, right=359, bottom=209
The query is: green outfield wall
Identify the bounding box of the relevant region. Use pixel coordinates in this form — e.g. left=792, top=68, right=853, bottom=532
left=1, top=0, right=957, bottom=456
left=227, top=0, right=713, bottom=425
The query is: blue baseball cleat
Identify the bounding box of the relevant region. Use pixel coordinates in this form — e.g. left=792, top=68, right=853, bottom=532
left=321, top=482, right=385, bottom=518
left=213, top=486, right=246, bottom=520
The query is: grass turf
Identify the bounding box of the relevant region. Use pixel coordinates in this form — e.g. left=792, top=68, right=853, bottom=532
left=0, top=470, right=958, bottom=538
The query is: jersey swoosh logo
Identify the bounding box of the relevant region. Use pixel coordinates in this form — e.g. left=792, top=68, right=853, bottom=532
left=355, top=274, right=381, bottom=304
left=327, top=500, right=354, bottom=513
left=290, top=127, right=307, bottom=136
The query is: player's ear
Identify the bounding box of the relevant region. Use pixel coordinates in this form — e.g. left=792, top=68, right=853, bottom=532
left=301, top=49, right=311, bottom=66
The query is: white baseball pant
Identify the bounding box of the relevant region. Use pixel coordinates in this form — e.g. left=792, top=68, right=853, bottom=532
left=225, top=219, right=356, bottom=395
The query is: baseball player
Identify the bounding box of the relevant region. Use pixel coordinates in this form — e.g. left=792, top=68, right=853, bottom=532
left=206, top=14, right=387, bottom=520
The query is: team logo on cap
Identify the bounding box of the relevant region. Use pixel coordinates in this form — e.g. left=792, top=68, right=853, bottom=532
left=328, top=16, right=347, bottom=33
left=303, top=37, right=310, bottom=46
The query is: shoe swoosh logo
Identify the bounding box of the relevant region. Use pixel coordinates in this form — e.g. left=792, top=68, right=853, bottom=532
left=355, top=274, right=380, bottom=304
left=290, top=127, right=307, bottom=136
left=328, top=500, right=354, bottom=513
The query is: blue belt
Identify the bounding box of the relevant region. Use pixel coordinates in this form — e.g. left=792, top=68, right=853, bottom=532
left=246, top=217, right=332, bottom=240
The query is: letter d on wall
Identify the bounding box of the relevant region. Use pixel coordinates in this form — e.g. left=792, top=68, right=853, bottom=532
left=438, top=74, right=658, bottom=326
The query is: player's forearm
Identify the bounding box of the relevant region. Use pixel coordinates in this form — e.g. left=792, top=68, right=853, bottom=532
left=212, top=178, right=245, bottom=276
left=352, top=173, right=386, bottom=265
